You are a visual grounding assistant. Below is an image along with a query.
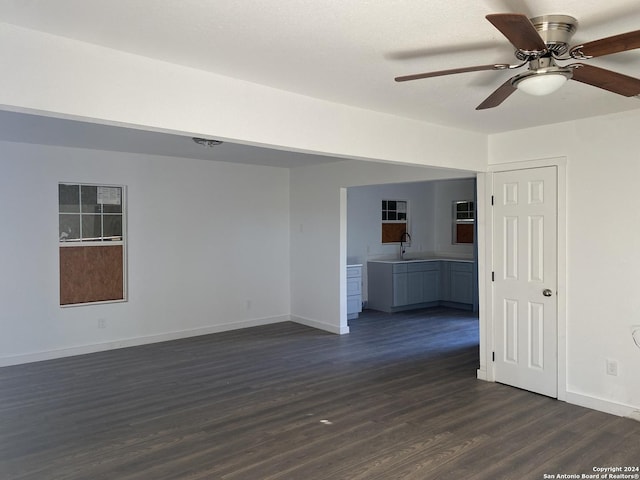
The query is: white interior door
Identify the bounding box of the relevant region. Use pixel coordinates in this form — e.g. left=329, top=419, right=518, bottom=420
left=493, top=166, right=557, bottom=398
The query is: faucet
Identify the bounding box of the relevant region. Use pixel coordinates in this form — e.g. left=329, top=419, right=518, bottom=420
left=399, top=232, right=412, bottom=259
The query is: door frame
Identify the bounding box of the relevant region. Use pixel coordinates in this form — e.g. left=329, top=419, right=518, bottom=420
left=477, top=157, right=567, bottom=401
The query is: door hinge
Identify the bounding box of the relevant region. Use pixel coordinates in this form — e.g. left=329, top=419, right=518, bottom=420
left=492, top=352, right=495, bottom=362
left=491, top=271, right=495, bottom=282
left=491, top=195, right=494, bottom=206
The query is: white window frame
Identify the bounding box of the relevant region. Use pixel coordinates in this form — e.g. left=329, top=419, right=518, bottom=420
left=382, top=199, right=410, bottom=244
left=452, top=200, right=475, bottom=245
left=58, top=182, right=127, bottom=306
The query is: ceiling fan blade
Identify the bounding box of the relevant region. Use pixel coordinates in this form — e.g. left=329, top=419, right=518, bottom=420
left=476, top=78, right=517, bottom=110
left=486, top=13, right=547, bottom=52
left=395, top=64, right=510, bottom=82
left=571, top=30, right=640, bottom=59
left=570, top=64, right=640, bottom=96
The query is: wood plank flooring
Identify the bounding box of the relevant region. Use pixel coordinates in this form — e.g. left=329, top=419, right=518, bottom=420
left=1, top=307, right=638, bottom=479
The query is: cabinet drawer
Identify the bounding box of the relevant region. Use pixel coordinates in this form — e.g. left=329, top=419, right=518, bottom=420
left=347, top=266, right=362, bottom=278
left=450, top=262, right=473, bottom=272
left=407, top=261, right=440, bottom=272
left=347, top=277, right=361, bottom=296
left=392, top=264, right=407, bottom=274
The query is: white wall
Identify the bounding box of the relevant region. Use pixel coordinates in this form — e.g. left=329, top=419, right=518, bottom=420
left=0, top=22, right=486, bottom=172
left=488, top=109, right=640, bottom=415
left=290, top=160, right=477, bottom=334
left=0, top=141, right=291, bottom=365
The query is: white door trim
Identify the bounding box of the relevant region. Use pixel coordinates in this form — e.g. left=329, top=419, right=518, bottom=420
left=477, top=157, right=567, bottom=401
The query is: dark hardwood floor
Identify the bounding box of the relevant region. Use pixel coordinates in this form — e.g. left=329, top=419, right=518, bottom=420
left=1, top=307, right=638, bottom=479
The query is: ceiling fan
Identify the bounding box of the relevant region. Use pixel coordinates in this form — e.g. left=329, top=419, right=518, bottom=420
left=395, top=14, right=640, bottom=110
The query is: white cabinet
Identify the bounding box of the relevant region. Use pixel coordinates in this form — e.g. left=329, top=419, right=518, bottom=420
left=369, top=261, right=442, bottom=312
left=440, top=261, right=474, bottom=305
left=347, top=265, right=363, bottom=320
left=367, top=260, right=475, bottom=313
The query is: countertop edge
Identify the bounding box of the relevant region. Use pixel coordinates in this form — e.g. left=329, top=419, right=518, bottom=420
left=367, top=258, right=474, bottom=264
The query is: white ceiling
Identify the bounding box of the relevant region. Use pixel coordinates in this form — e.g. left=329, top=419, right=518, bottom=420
left=0, top=0, right=639, bottom=162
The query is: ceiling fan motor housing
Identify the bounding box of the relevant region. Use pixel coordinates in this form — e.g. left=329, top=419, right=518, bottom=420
left=516, top=14, right=578, bottom=59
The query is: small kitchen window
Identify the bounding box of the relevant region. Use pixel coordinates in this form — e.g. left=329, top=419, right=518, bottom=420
left=453, top=200, right=474, bottom=244
left=381, top=199, right=409, bottom=244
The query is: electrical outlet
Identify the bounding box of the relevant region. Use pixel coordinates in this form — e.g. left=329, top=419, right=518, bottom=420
left=606, top=358, right=618, bottom=376
left=98, top=318, right=106, bottom=329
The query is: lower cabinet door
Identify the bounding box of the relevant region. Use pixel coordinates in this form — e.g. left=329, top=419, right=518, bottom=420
left=450, top=268, right=473, bottom=304
left=406, top=271, right=424, bottom=305
left=422, top=270, right=440, bottom=303
left=392, top=273, right=408, bottom=306
left=347, top=296, right=362, bottom=314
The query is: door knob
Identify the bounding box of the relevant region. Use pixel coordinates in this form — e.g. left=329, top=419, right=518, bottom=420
left=542, top=289, right=553, bottom=297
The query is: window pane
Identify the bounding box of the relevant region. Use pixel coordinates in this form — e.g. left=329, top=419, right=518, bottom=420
left=81, top=185, right=101, bottom=214
left=398, top=213, right=406, bottom=220
left=382, top=212, right=387, bottom=221
left=103, top=215, right=122, bottom=239
left=388, top=200, right=396, bottom=210
left=97, top=186, right=122, bottom=213
left=82, top=214, right=102, bottom=240
left=59, top=214, right=80, bottom=241
left=59, top=184, right=80, bottom=213
left=382, top=200, right=387, bottom=209
left=397, top=201, right=406, bottom=213
left=103, top=203, right=122, bottom=214
left=388, top=212, right=397, bottom=221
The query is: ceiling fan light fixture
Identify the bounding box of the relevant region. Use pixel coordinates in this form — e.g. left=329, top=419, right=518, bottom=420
left=512, top=69, right=572, bottom=96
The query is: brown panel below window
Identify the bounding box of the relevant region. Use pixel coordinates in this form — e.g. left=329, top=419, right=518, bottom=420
left=60, top=245, right=124, bottom=305
left=455, top=223, right=474, bottom=244
left=382, top=223, right=408, bottom=244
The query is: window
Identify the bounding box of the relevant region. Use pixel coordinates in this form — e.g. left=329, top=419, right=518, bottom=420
left=59, top=183, right=126, bottom=305
left=453, top=200, right=474, bottom=244
left=381, top=199, right=409, bottom=244
left=59, top=184, right=123, bottom=243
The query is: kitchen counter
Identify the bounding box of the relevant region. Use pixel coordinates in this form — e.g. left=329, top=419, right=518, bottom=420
left=368, top=256, right=474, bottom=264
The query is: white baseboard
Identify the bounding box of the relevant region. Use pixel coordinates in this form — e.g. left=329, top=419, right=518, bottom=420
left=0, top=315, right=289, bottom=367
left=475, top=376, right=638, bottom=419
left=290, top=315, right=349, bottom=335
left=565, top=390, right=639, bottom=418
